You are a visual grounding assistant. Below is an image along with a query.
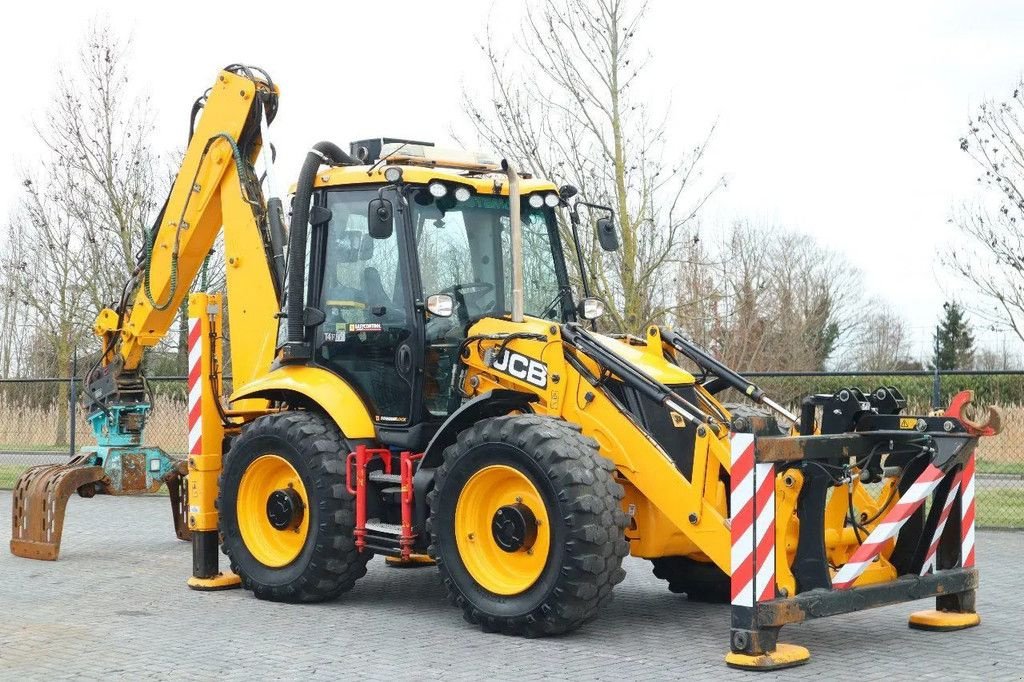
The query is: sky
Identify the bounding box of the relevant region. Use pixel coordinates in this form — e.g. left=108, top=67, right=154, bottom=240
left=1, top=0, right=1022, bottom=362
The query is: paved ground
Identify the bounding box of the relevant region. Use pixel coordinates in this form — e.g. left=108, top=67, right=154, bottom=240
left=1, top=491, right=1021, bottom=680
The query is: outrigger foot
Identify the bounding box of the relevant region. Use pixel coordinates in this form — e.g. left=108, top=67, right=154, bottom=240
left=908, top=609, right=980, bottom=632
left=725, top=643, right=810, bottom=671
left=187, top=573, right=242, bottom=591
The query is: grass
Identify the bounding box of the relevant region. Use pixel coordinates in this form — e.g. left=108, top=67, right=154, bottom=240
left=0, top=464, right=28, bottom=488
left=977, top=459, right=1024, bottom=476
left=975, top=489, right=1024, bottom=529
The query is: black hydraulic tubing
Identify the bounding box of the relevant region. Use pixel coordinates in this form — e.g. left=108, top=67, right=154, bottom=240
left=267, top=197, right=287, bottom=302
left=561, top=324, right=718, bottom=429
left=660, top=327, right=798, bottom=424
left=285, top=142, right=358, bottom=344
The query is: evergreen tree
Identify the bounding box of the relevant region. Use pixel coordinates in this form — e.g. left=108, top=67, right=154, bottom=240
left=931, top=302, right=975, bottom=370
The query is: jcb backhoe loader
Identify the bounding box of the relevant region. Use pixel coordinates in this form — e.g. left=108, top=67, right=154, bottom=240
left=11, top=65, right=999, bottom=670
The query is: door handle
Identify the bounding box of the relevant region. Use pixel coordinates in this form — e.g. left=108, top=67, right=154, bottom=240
left=397, top=344, right=413, bottom=374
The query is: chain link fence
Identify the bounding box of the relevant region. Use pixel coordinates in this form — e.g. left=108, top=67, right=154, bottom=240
left=1, top=371, right=1021, bottom=527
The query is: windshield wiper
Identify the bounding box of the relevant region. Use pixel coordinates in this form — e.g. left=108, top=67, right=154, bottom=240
left=539, top=286, right=572, bottom=321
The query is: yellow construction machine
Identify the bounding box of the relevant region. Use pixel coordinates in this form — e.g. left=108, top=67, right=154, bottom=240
left=10, top=65, right=1001, bottom=669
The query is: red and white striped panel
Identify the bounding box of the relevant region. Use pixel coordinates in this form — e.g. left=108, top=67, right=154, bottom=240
left=832, top=463, right=946, bottom=590
left=960, top=453, right=977, bottom=568
left=730, top=434, right=776, bottom=607
left=920, top=470, right=962, bottom=575
left=187, top=316, right=203, bottom=456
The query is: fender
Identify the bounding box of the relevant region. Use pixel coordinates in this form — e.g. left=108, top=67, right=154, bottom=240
left=411, top=389, right=538, bottom=538
left=419, top=389, right=539, bottom=469
left=230, top=365, right=375, bottom=439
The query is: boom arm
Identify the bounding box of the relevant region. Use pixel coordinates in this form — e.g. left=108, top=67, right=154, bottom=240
left=90, top=67, right=283, bottom=405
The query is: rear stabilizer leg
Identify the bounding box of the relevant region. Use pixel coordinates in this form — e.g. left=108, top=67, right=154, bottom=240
left=910, top=454, right=981, bottom=632
left=726, top=624, right=810, bottom=671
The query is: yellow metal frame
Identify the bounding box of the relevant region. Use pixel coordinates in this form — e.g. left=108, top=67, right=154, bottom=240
left=94, top=70, right=280, bottom=389
left=231, top=365, right=375, bottom=439
left=187, top=292, right=226, bottom=533
left=460, top=316, right=734, bottom=572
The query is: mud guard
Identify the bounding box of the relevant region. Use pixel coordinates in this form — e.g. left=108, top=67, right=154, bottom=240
left=412, top=390, right=538, bottom=531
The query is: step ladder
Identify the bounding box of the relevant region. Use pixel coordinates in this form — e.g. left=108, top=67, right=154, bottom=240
left=345, top=445, right=423, bottom=559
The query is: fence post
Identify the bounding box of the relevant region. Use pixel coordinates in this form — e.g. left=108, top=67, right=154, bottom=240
left=68, top=350, right=77, bottom=458
left=931, top=367, right=941, bottom=410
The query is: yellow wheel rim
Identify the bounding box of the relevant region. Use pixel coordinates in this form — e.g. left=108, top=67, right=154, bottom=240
left=454, top=464, right=551, bottom=595
left=237, top=454, right=310, bottom=568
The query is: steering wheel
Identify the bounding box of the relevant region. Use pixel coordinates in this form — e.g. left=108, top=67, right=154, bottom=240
left=441, top=282, right=496, bottom=322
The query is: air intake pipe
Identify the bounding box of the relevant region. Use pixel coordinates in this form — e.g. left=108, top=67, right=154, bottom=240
left=284, top=141, right=359, bottom=354
left=501, top=159, right=524, bottom=323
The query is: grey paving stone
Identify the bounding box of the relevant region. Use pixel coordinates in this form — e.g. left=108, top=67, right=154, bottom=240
left=1, top=491, right=1021, bottom=680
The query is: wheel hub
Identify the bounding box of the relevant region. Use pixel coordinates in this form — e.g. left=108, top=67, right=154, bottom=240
left=491, top=502, right=538, bottom=552
left=266, top=487, right=304, bottom=531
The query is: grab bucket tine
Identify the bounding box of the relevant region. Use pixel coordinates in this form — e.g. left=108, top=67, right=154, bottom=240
left=165, top=466, right=192, bottom=542
left=9, top=459, right=107, bottom=561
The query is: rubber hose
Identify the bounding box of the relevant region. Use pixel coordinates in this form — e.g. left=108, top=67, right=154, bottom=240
left=286, top=141, right=358, bottom=343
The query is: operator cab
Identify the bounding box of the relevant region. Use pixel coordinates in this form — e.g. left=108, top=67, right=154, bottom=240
left=298, top=139, right=581, bottom=451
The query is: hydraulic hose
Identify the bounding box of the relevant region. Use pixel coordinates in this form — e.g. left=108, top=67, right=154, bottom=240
left=286, top=141, right=358, bottom=344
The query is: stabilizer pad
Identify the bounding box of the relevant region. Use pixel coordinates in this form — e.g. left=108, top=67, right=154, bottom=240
left=725, top=643, right=810, bottom=671
left=187, top=573, right=242, bottom=591
left=908, top=609, right=981, bottom=632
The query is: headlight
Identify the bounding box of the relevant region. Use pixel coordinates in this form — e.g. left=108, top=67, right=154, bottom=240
left=578, top=297, right=605, bottom=320
left=528, top=193, right=544, bottom=209
left=454, top=186, right=471, bottom=202
left=383, top=166, right=403, bottom=183
left=428, top=181, right=448, bottom=198
left=544, top=192, right=560, bottom=208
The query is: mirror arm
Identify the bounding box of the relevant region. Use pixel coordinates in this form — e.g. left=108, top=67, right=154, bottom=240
left=566, top=202, right=592, bottom=302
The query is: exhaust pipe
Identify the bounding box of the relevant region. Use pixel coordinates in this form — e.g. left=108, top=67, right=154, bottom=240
left=502, top=159, right=524, bottom=323
left=284, top=141, right=358, bottom=356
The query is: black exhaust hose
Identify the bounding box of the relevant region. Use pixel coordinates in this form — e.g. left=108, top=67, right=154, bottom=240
left=286, top=141, right=359, bottom=344
left=267, top=197, right=286, bottom=302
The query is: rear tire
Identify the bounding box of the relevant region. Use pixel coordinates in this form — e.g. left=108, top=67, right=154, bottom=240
left=428, top=415, right=628, bottom=636
left=650, top=556, right=730, bottom=603
left=219, top=411, right=369, bottom=602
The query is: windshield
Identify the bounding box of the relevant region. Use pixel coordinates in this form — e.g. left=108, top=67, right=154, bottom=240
left=412, top=192, right=567, bottom=321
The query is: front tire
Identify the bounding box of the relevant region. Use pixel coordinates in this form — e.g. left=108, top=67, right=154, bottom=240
left=428, top=415, right=628, bottom=636
left=650, top=556, right=730, bottom=603
left=219, top=411, right=369, bottom=602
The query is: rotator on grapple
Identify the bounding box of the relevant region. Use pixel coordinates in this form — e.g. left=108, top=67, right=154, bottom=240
left=11, top=372, right=189, bottom=560
left=9, top=63, right=1002, bottom=670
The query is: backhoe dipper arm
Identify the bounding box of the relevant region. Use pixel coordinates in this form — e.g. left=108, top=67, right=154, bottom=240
left=91, top=67, right=283, bottom=403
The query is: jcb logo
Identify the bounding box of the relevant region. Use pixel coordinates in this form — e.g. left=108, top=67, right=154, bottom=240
left=492, top=350, right=548, bottom=388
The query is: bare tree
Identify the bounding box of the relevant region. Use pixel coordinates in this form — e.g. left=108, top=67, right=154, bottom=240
left=462, top=0, right=722, bottom=332
left=948, top=82, right=1024, bottom=342
left=846, top=304, right=913, bottom=371
left=675, top=222, right=862, bottom=371
left=0, top=22, right=159, bottom=440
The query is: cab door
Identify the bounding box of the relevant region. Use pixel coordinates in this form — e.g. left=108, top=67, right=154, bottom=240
left=311, top=189, right=417, bottom=427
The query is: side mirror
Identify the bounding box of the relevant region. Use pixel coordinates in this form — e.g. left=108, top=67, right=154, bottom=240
left=426, top=293, right=454, bottom=318
left=596, top=216, right=619, bottom=252
left=558, top=184, right=579, bottom=199
left=578, top=297, right=605, bottom=320
left=367, top=198, right=394, bottom=239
